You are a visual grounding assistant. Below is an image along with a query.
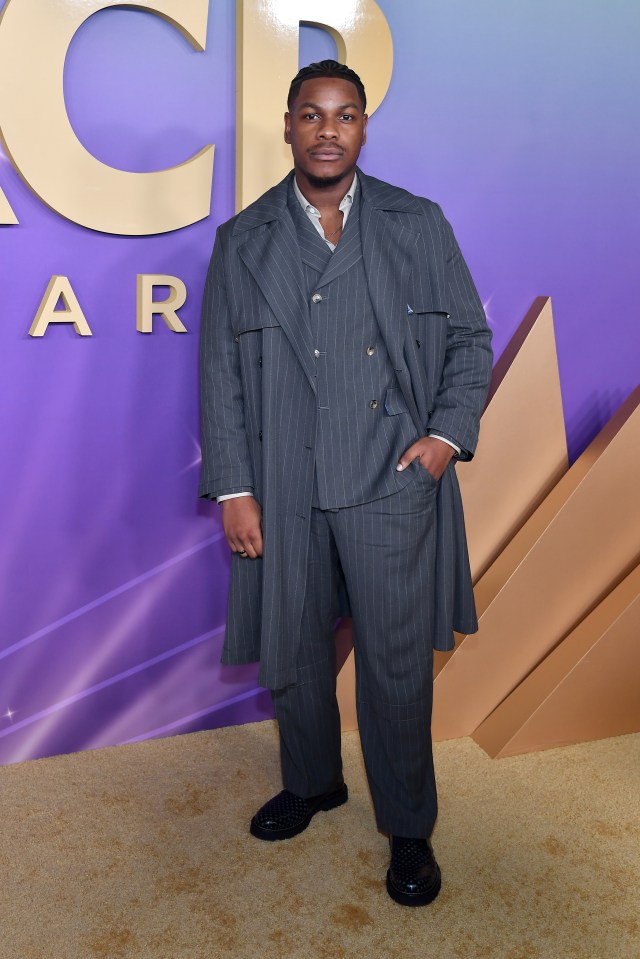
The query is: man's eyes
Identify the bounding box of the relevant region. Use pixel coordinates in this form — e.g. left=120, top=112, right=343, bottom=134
left=301, top=113, right=355, bottom=121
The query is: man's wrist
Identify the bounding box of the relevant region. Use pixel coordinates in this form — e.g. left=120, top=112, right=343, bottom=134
left=427, top=433, right=461, bottom=456
left=217, top=491, right=253, bottom=504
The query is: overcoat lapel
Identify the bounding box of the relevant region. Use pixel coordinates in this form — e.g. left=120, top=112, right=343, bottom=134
left=359, top=173, right=424, bottom=429
left=237, top=184, right=317, bottom=395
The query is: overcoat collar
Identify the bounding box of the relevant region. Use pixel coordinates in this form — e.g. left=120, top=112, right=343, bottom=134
left=231, top=167, right=424, bottom=235
left=235, top=169, right=425, bottom=423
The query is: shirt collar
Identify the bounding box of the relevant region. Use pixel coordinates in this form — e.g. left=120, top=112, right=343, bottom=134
left=293, top=173, right=358, bottom=216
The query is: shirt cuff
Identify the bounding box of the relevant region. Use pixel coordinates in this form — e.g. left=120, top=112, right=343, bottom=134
left=427, top=433, right=462, bottom=456
left=217, top=492, right=253, bottom=504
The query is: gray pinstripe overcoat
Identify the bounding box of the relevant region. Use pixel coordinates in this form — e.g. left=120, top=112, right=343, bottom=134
left=199, top=169, right=493, bottom=689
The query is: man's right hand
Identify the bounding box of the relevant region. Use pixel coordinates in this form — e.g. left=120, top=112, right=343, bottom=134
left=221, top=497, right=263, bottom=559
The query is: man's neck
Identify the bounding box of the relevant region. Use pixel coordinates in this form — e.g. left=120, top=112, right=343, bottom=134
left=294, top=168, right=356, bottom=211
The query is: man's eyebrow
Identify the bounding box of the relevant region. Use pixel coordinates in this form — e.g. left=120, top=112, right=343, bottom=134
left=296, top=101, right=361, bottom=112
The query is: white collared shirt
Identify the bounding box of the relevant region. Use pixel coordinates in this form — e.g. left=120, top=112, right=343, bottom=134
left=293, top=174, right=357, bottom=251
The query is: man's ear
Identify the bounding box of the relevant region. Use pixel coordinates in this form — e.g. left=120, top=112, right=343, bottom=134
left=284, top=112, right=291, bottom=144
left=362, top=114, right=368, bottom=146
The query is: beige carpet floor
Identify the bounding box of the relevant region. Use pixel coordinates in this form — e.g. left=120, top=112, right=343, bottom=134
left=0, top=721, right=638, bottom=959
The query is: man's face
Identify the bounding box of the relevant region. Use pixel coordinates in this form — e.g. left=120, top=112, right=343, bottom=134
left=284, top=77, right=367, bottom=188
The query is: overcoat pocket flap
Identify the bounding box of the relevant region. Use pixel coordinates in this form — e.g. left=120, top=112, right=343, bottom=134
left=232, top=312, right=281, bottom=337
left=407, top=286, right=450, bottom=316
left=407, top=300, right=450, bottom=317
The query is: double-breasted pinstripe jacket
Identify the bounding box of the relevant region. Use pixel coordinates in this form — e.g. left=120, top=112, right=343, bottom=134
left=199, top=169, right=493, bottom=690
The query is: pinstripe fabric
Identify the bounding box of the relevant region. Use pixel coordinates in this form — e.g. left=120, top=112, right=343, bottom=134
left=199, top=168, right=493, bottom=689
left=288, top=187, right=423, bottom=509
left=271, top=506, right=345, bottom=800
left=270, top=189, right=441, bottom=834
left=273, top=472, right=439, bottom=835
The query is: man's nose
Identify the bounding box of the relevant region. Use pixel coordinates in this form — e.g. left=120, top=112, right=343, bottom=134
left=318, top=122, right=338, bottom=138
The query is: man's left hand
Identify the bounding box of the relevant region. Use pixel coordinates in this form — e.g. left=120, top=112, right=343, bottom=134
left=396, top=436, right=455, bottom=482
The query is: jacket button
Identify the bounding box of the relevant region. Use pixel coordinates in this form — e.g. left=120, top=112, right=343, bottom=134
left=258, top=430, right=263, bottom=441
left=366, top=345, right=375, bottom=356
left=314, top=349, right=320, bottom=358
left=234, top=335, right=239, bottom=343
left=369, top=399, right=378, bottom=410
left=311, top=292, right=323, bottom=304
left=416, top=339, right=421, bottom=348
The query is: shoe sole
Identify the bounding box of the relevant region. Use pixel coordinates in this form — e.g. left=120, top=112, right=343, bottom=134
left=385, top=869, right=442, bottom=907
left=249, top=784, right=349, bottom=841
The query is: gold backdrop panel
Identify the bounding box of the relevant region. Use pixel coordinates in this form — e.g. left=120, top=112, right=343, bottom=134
left=432, top=387, right=640, bottom=741
left=473, top=563, right=640, bottom=757
left=458, top=297, right=568, bottom=583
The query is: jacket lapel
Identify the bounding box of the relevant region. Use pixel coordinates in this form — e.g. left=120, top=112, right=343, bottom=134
left=315, top=196, right=362, bottom=288
left=236, top=176, right=317, bottom=394
left=287, top=189, right=333, bottom=272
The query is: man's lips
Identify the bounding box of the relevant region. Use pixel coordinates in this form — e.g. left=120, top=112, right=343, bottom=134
left=309, top=149, right=344, bottom=159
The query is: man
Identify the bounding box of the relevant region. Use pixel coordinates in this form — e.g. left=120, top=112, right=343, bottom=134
left=199, top=60, right=492, bottom=906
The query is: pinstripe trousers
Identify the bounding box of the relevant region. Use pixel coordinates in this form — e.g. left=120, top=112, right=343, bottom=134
left=272, top=465, right=439, bottom=837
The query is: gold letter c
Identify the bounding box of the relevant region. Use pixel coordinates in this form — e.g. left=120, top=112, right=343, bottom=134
left=0, top=0, right=213, bottom=235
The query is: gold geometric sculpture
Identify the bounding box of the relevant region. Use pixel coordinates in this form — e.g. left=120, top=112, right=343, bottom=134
left=432, top=386, right=640, bottom=741
left=338, top=299, right=640, bottom=757
left=433, top=297, right=568, bottom=679
left=473, top=562, right=640, bottom=757
left=457, top=297, right=568, bottom=583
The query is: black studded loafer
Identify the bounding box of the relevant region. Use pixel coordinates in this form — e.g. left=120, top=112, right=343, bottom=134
left=250, top=783, right=348, bottom=841
left=386, top=836, right=442, bottom=906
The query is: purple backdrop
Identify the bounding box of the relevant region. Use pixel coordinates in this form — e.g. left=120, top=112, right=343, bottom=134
left=0, top=1, right=638, bottom=764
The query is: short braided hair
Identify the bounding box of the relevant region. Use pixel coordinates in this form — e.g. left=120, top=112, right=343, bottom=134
left=287, top=60, right=367, bottom=111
